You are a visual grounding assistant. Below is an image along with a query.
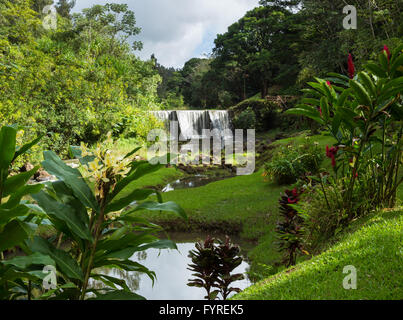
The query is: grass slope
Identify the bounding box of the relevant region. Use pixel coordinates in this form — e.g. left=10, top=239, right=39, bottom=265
left=233, top=209, right=403, bottom=300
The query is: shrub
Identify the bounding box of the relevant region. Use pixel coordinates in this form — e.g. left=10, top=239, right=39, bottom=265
left=1, top=134, right=186, bottom=300
left=287, top=45, right=403, bottom=218
left=232, top=107, right=256, bottom=130
left=276, top=188, right=306, bottom=267
left=264, top=139, right=323, bottom=185
left=230, top=99, right=277, bottom=131
left=187, top=235, right=244, bottom=300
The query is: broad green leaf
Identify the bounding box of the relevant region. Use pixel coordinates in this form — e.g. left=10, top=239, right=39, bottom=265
left=132, top=201, right=187, bottom=219
left=285, top=108, right=325, bottom=125
left=0, top=126, right=16, bottom=170
left=300, top=98, right=320, bottom=106
left=124, top=146, right=142, bottom=159
left=358, top=72, right=376, bottom=97
left=32, top=191, right=93, bottom=242
left=69, top=146, right=96, bottom=166
left=2, top=252, right=55, bottom=269
left=0, top=220, right=35, bottom=252
left=378, top=50, right=389, bottom=71
left=96, top=232, right=157, bottom=253
left=42, top=151, right=99, bottom=212
left=52, top=180, right=90, bottom=226
left=93, top=259, right=156, bottom=284
left=105, top=188, right=155, bottom=213
left=13, top=135, right=43, bottom=162
left=349, top=79, right=372, bottom=107
left=390, top=54, right=403, bottom=77
left=2, top=166, right=40, bottom=197
left=337, top=88, right=352, bottom=107
left=136, top=239, right=178, bottom=252
left=1, top=184, right=43, bottom=209
left=90, top=290, right=146, bottom=300
left=0, top=205, right=30, bottom=225
left=365, top=62, right=387, bottom=78
left=320, top=97, right=330, bottom=121
left=26, top=236, right=84, bottom=281
left=110, top=163, right=163, bottom=201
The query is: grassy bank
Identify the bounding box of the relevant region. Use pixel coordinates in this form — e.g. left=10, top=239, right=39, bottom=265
left=233, top=208, right=403, bottom=300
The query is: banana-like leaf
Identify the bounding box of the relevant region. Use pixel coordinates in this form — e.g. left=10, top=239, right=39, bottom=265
left=26, top=236, right=84, bottom=281
left=390, top=53, right=403, bottom=77
left=109, top=163, right=163, bottom=201
left=1, top=184, right=43, bottom=209
left=320, top=97, right=330, bottom=121
left=2, top=166, right=40, bottom=197
left=0, top=126, right=16, bottom=170
left=13, top=135, right=43, bottom=162
left=0, top=205, right=30, bottom=225
left=105, top=188, right=156, bottom=213
left=0, top=220, right=35, bottom=252
left=52, top=180, right=90, bottom=226
left=90, top=290, right=146, bottom=300
left=41, top=151, right=99, bottom=212
left=2, top=252, right=55, bottom=269
left=32, top=191, right=93, bottom=242
left=90, top=274, right=130, bottom=291
left=68, top=146, right=96, bottom=166
left=131, top=201, right=187, bottom=219
left=365, top=62, right=387, bottom=78
left=337, top=88, right=352, bottom=107
left=349, top=79, right=372, bottom=107
left=358, top=72, right=376, bottom=98
left=123, top=146, right=142, bottom=159
left=285, top=108, right=324, bottom=125
left=96, top=232, right=157, bottom=253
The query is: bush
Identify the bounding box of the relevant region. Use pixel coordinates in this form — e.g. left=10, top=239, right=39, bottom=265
left=230, top=99, right=278, bottom=131
left=264, top=139, right=323, bottom=185
left=232, top=107, right=256, bottom=130
left=297, top=182, right=347, bottom=253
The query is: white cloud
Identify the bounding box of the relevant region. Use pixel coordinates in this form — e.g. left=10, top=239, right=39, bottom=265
left=72, top=0, right=259, bottom=68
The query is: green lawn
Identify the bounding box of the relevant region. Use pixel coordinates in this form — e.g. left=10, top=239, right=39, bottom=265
left=120, top=130, right=402, bottom=283
left=233, top=208, right=403, bottom=300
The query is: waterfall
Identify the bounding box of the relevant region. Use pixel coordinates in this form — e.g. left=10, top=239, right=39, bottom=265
left=151, top=110, right=232, bottom=141
left=176, top=110, right=211, bottom=140
left=208, top=110, right=233, bottom=140
left=151, top=111, right=178, bottom=130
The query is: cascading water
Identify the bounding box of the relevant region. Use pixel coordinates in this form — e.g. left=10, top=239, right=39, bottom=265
left=176, top=110, right=211, bottom=140
left=151, top=110, right=232, bottom=141
left=208, top=110, right=233, bottom=141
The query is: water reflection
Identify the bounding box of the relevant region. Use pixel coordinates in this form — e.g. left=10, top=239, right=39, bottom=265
left=91, top=237, right=251, bottom=300
left=162, top=175, right=233, bottom=192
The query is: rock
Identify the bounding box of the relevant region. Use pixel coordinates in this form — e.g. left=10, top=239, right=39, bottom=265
left=20, top=162, right=34, bottom=172
left=35, top=170, right=55, bottom=182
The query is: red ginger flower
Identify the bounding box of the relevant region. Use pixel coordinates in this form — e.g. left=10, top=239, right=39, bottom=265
left=383, top=45, right=391, bottom=61
left=348, top=54, right=355, bottom=79
left=326, top=145, right=339, bottom=168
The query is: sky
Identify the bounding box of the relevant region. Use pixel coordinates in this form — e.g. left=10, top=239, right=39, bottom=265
left=72, top=0, right=260, bottom=69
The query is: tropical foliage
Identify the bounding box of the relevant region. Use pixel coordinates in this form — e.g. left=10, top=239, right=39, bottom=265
left=0, top=0, right=162, bottom=158
left=187, top=236, right=244, bottom=300
left=0, top=126, right=186, bottom=300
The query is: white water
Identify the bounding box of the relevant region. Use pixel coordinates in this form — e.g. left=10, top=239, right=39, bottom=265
left=151, top=110, right=232, bottom=141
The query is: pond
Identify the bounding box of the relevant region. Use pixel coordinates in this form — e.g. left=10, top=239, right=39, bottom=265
left=91, top=232, right=252, bottom=300
left=162, top=174, right=234, bottom=192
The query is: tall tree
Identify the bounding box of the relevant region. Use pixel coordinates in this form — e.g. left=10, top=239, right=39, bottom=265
left=56, top=0, right=76, bottom=18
